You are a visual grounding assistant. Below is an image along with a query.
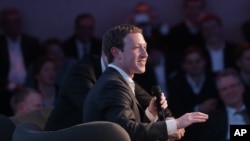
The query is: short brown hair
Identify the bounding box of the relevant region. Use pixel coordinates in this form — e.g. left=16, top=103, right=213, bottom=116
left=199, top=13, right=222, bottom=27
left=102, top=24, right=142, bottom=63
left=215, top=68, right=242, bottom=87
left=10, top=88, right=39, bottom=113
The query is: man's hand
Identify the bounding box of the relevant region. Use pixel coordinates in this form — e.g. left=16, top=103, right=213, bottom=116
left=168, top=128, right=185, bottom=141
left=175, top=112, right=208, bottom=129
left=148, top=93, right=168, bottom=116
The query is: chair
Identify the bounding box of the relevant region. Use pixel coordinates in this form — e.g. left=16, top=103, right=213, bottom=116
left=0, top=114, right=16, bottom=141
left=12, top=121, right=131, bottom=141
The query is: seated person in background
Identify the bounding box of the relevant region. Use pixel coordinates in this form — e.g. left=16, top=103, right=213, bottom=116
left=168, top=46, right=218, bottom=141
left=64, top=13, right=102, bottom=61
left=235, top=43, right=250, bottom=104
left=198, top=68, right=250, bottom=141
left=199, top=13, right=237, bottom=74
left=0, top=7, right=41, bottom=92
left=83, top=24, right=208, bottom=141
left=9, top=88, right=52, bottom=129
left=26, top=38, right=77, bottom=88
left=29, top=57, right=58, bottom=107
left=10, top=88, right=43, bottom=116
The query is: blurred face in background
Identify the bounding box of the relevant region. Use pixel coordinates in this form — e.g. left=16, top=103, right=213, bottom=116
left=237, top=49, right=250, bottom=73
left=46, top=43, right=65, bottom=62
left=184, top=0, right=204, bottom=24
left=36, top=61, right=56, bottom=86
left=2, top=8, right=21, bottom=38
left=201, top=19, right=223, bottom=44
left=75, top=17, right=94, bottom=42
left=217, top=75, right=244, bottom=108
left=182, top=51, right=206, bottom=77
left=17, top=92, right=43, bottom=115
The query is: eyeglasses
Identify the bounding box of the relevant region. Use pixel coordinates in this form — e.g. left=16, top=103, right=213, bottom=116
left=218, top=82, right=241, bottom=92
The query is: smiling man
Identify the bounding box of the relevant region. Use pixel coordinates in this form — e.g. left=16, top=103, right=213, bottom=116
left=83, top=24, right=208, bottom=141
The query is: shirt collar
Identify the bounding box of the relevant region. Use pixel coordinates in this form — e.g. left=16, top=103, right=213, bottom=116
left=108, top=64, right=134, bottom=84
left=226, top=104, right=246, bottom=116
left=100, top=57, right=106, bottom=73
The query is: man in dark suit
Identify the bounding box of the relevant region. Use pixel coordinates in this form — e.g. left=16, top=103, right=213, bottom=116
left=200, top=13, right=237, bottom=74
left=168, top=46, right=219, bottom=141
left=0, top=7, right=41, bottom=116
left=198, top=69, right=250, bottom=141
left=44, top=53, right=158, bottom=131
left=83, top=24, right=209, bottom=141
left=167, top=0, right=205, bottom=53
left=63, top=13, right=102, bottom=60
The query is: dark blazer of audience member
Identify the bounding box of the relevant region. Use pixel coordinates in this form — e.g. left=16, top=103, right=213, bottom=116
left=168, top=46, right=219, bottom=141
left=0, top=7, right=41, bottom=91
left=64, top=13, right=102, bottom=60
left=134, top=44, right=179, bottom=97
left=168, top=46, right=218, bottom=118
left=235, top=43, right=250, bottom=105
left=200, top=13, right=237, bottom=74
left=45, top=52, right=166, bottom=131
left=167, top=0, right=205, bottom=53
left=198, top=69, right=250, bottom=141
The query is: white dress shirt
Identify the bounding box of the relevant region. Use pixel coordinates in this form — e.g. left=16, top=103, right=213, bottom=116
left=75, top=39, right=90, bottom=60
left=206, top=44, right=225, bottom=73
left=7, top=36, right=27, bottom=86
left=226, top=105, right=247, bottom=140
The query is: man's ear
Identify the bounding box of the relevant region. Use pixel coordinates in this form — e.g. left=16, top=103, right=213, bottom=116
left=111, top=47, right=121, bottom=60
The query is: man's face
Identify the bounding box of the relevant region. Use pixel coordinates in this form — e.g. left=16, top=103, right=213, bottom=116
left=237, top=50, right=250, bottom=73
left=116, top=33, right=148, bottom=76
left=20, top=92, right=43, bottom=115
left=182, top=52, right=205, bottom=76
left=184, top=1, right=204, bottom=23
left=201, top=20, right=223, bottom=43
left=75, top=18, right=94, bottom=42
left=217, top=76, right=244, bottom=107
left=3, top=12, right=21, bottom=37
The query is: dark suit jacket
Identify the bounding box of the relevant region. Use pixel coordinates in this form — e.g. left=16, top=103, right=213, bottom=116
left=83, top=67, right=170, bottom=141
left=63, top=36, right=102, bottom=60
left=45, top=56, right=160, bottom=131
left=202, top=42, right=237, bottom=73
left=168, top=73, right=218, bottom=117
left=168, top=22, right=204, bottom=53
left=198, top=105, right=250, bottom=141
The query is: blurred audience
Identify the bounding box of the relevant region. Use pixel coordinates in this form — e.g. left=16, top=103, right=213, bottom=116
left=64, top=13, right=102, bottom=60
left=235, top=43, right=250, bottom=104
left=198, top=68, right=250, bottom=141
left=0, top=7, right=41, bottom=92
left=168, top=46, right=219, bottom=141
left=10, top=88, right=43, bottom=116
left=26, top=38, right=77, bottom=87
left=167, top=0, right=205, bottom=53
left=30, top=57, right=58, bottom=107
left=200, top=13, right=237, bottom=74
